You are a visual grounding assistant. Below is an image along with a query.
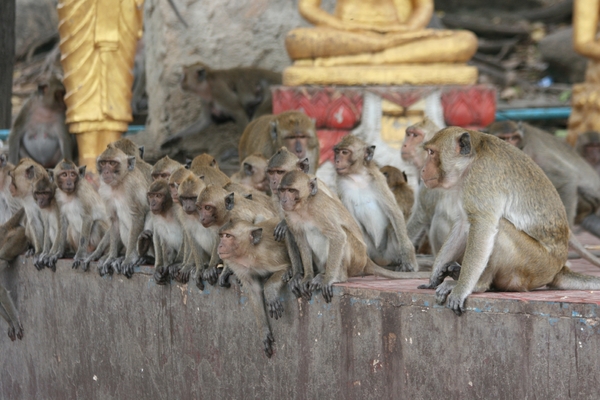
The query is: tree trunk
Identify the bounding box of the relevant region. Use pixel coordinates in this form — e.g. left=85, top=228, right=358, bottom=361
left=0, top=0, right=15, bottom=129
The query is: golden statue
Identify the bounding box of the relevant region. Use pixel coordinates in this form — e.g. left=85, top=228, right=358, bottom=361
left=284, top=0, right=479, bottom=85
left=57, top=0, right=144, bottom=170
left=567, top=0, right=600, bottom=145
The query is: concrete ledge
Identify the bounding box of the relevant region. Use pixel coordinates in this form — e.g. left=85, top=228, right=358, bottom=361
left=1, top=252, right=600, bottom=399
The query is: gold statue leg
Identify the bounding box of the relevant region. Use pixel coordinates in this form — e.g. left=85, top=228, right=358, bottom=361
left=76, top=131, right=123, bottom=171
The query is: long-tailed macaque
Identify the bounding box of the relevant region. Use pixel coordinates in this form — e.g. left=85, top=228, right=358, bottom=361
left=334, top=135, right=417, bottom=272
left=52, top=160, right=109, bottom=270
left=90, top=147, right=149, bottom=278
left=420, top=127, right=600, bottom=315
left=279, top=171, right=430, bottom=302
left=32, top=174, right=65, bottom=271
left=151, top=156, right=182, bottom=181
left=380, top=165, right=414, bottom=221
left=107, top=138, right=153, bottom=179
left=8, top=75, right=75, bottom=168
left=142, top=179, right=184, bottom=284
left=238, top=111, right=320, bottom=174
left=230, top=153, right=270, bottom=194
left=401, top=116, right=441, bottom=170
left=160, top=62, right=282, bottom=148
left=218, top=218, right=290, bottom=358
left=8, top=159, right=48, bottom=262
left=0, top=155, right=21, bottom=224
left=0, top=208, right=29, bottom=341
left=576, top=131, right=600, bottom=176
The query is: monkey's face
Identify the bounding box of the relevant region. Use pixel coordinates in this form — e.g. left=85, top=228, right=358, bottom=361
left=583, top=143, right=600, bottom=166
left=421, top=146, right=442, bottom=189
left=283, top=133, right=309, bottom=159
left=97, top=158, right=121, bottom=185
left=56, top=169, right=79, bottom=194
left=278, top=186, right=300, bottom=212
left=147, top=192, right=166, bottom=214
left=401, top=127, right=425, bottom=163
left=217, top=231, right=239, bottom=260
left=267, top=168, right=287, bottom=193
left=199, top=202, right=218, bottom=227
left=181, top=65, right=211, bottom=101
left=179, top=196, right=198, bottom=214
left=151, top=171, right=171, bottom=181
left=334, top=147, right=354, bottom=175
left=34, top=189, right=53, bottom=209
left=495, top=132, right=522, bottom=148
left=168, top=182, right=181, bottom=202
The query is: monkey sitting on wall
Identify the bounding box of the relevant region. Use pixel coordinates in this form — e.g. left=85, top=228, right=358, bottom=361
left=218, top=218, right=291, bottom=358
left=230, top=153, right=270, bottom=194
left=32, top=174, right=65, bottom=271
left=420, top=127, right=600, bottom=315
left=8, top=75, right=76, bottom=168
left=380, top=165, right=414, bottom=221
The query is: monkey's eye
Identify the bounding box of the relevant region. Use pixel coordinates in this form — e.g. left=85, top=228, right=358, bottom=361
left=427, top=149, right=434, bottom=156
left=109, top=161, right=118, bottom=167
left=341, top=150, right=350, bottom=156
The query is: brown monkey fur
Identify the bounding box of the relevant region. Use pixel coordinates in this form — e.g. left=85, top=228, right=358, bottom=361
left=218, top=218, right=290, bottom=358
left=279, top=171, right=430, bottom=303
left=52, top=160, right=109, bottom=271
left=238, top=111, right=320, bottom=174
left=576, top=131, right=600, bottom=176
left=231, top=153, right=270, bottom=194
left=151, top=156, right=182, bottom=181
left=107, top=138, right=153, bottom=180
left=0, top=154, right=21, bottom=224
left=380, top=165, right=414, bottom=221
left=32, top=173, right=65, bottom=271
left=189, top=154, right=230, bottom=187
left=420, top=127, right=600, bottom=315
left=0, top=208, right=30, bottom=341
left=8, top=75, right=75, bottom=168
left=334, top=135, right=417, bottom=272
left=90, top=147, right=150, bottom=278
left=401, top=116, right=440, bottom=170
left=168, top=167, right=193, bottom=203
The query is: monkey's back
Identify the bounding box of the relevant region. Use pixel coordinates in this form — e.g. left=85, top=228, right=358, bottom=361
left=238, top=114, right=277, bottom=161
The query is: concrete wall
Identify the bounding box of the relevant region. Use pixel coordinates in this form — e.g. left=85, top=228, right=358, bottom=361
left=1, top=258, right=600, bottom=399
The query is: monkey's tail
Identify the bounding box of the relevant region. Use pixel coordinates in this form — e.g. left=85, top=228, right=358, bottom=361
left=580, top=214, right=600, bottom=238
left=364, top=259, right=431, bottom=280
left=569, top=232, right=600, bottom=269
left=549, top=265, right=600, bottom=290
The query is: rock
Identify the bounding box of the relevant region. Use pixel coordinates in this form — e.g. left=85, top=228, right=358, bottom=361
left=538, top=26, right=588, bottom=84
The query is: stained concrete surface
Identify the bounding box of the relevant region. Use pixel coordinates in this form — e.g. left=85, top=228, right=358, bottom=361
left=1, top=231, right=600, bottom=399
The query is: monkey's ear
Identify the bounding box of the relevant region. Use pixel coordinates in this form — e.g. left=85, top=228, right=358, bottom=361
left=46, top=169, right=54, bottom=182
left=365, top=146, right=376, bottom=162
left=127, top=156, right=136, bottom=171
left=270, top=121, right=278, bottom=143
left=225, top=192, right=235, bottom=211
left=197, top=67, right=207, bottom=81
left=458, top=132, right=472, bottom=155
left=297, top=158, right=310, bottom=173
left=185, top=158, right=192, bottom=169
left=0, top=154, right=7, bottom=167
left=199, top=175, right=205, bottom=180
left=210, top=158, right=216, bottom=167
left=309, top=177, right=318, bottom=196
left=251, top=228, right=263, bottom=245
left=244, top=193, right=253, bottom=200
left=243, top=162, right=253, bottom=176
left=138, top=146, right=145, bottom=159
left=25, top=165, right=35, bottom=180
left=78, top=165, right=87, bottom=179
left=402, top=171, right=408, bottom=183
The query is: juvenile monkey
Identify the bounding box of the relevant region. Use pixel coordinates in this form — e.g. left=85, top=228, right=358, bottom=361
left=0, top=208, right=30, bottom=341
left=279, top=171, right=429, bottom=302
left=151, top=156, right=182, bottom=181
left=107, top=138, right=153, bottom=180
left=89, top=147, right=149, bottom=278
left=141, top=179, right=184, bottom=284
left=334, top=135, right=418, bottom=272
left=576, top=131, right=600, bottom=176
left=238, top=111, right=320, bottom=174
left=401, top=116, right=441, bottom=170
left=0, top=154, right=21, bottom=224
left=189, top=153, right=219, bottom=170
left=32, top=174, right=65, bottom=271
left=8, top=75, right=75, bottom=168
left=52, top=160, right=109, bottom=270
left=230, top=153, right=270, bottom=194
left=189, top=154, right=231, bottom=187
left=161, top=62, right=282, bottom=147
left=420, top=127, right=600, bottom=315
left=8, top=159, right=48, bottom=262
left=380, top=165, right=414, bottom=221
left=218, top=218, right=290, bottom=358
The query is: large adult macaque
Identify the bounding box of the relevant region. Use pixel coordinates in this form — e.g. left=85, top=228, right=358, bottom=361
left=334, top=135, right=417, bottom=272
left=238, top=111, right=320, bottom=174
left=32, top=174, right=65, bottom=271
left=141, top=179, right=184, bottom=284
left=107, top=138, right=153, bottom=179
left=9, top=159, right=48, bottom=262
left=419, top=127, right=600, bottom=315
left=218, top=218, right=290, bottom=358
left=8, top=75, right=76, bottom=168
left=151, top=156, right=182, bottom=181
left=0, top=155, right=21, bottom=224
left=230, top=153, right=270, bottom=194
left=279, top=171, right=430, bottom=302
left=52, top=160, right=109, bottom=270
left=380, top=165, right=414, bottom=221
left=576, top=131, right=600, bottom=176
left=0, top=208, right=29, bottom=341
left=176, top=172, right=215, bottom=288
left=161, top=62, right=282, bottom=147
left=90, top=147, right=150, bottom=278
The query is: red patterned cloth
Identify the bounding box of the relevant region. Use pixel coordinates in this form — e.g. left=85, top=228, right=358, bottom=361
left=317, top=129, right=349, bottom=165
left=441, top=86, right=496, bottom=128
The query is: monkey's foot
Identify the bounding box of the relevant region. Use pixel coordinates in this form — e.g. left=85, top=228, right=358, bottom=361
left=25, top=247, right=35, bottom=258
left=153, top=266, right=170, bottom=285
left=288, top=274, right=305, bottom=299
left=273, top=220, right=288, bottom=242
left=203, top=267, right=219, bottom=286
left=310, top=274, right=335, bottom=303
left=98, top=258, right=115, bottom=277
left=282, top=267, right=293, bottom=283
left=435, top=280, right=466, bottom=316
left=218, top=268, right=233, bottom=288
left=46, top=254, right=61, bottom=272
left=33, top=254, right=45, bottom=271
left=72, top=256, right=88, bottom=271
left=195, top=273, right=205, bottom=291
left=7, top=321, right=23, bottom=341
left=300, top=276, right=314, bottom=301
left=16, top=322, right=23, bottom=340
left=393, top=260, right=415, bottom=272
left=263, top=331, right=275, bottom=358
left=170, top=263, right=186, bottom=282
left=418, top=261, right=462, bottom=290
left=267, top=298, right=284, bottom=320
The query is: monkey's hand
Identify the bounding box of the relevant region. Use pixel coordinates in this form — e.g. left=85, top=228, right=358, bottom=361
left=282, top=267, right=293, bottom=283
left=174, top=264, right=193, bottom=284
left=153, top=266, right=170, bottom=285
left=310, top=273, right=335, bottom=303
left=418, top=261, right=462, bottom=290
left=33, top=254, right=45, bottom=271
left=25, top=246, right=35, bottom=258
left=168, top=263, right=183, bottom=281
left=288, top=274, right=304, bottom=299
left=98, top=257, right=115, bottom=277
left=299, top=276, right=314, bottom=301
left=263, top=330, right=275, bottom=359
left=435, top=280, right=467, bottom=316
left=46, top=252, right=62, bottom=272
left=203, top=266, right=219, bottom=286
left=195, top=270, right=205, bottom=291
left=218, top=267, right=233, bottom=288
left=273, top=220, right=288, bottom=242
left=137, top=230, right=153, bottom=256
